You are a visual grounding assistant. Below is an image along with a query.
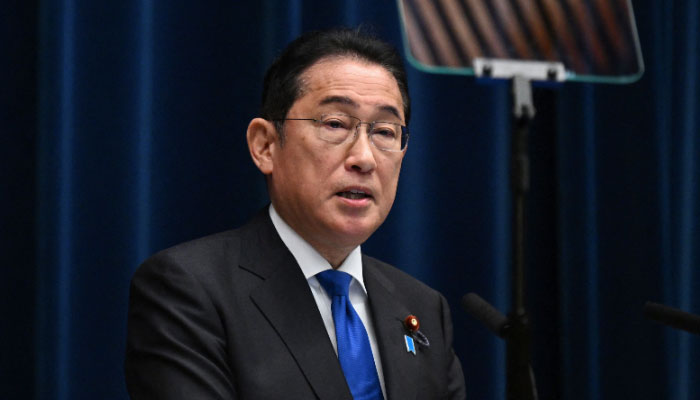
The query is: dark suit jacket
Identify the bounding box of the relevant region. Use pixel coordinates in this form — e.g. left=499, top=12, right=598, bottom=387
left=125, top=208, right=466, bottom=399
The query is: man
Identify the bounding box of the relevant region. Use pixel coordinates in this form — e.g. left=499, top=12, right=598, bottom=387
left=125, top=28, right=466, bottom=399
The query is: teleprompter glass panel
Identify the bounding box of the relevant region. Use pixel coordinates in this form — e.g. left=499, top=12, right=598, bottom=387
left=397, top=0, right=644, bottom=83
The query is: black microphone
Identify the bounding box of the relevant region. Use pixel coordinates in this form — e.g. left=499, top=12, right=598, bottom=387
left=644, top=301, right=700, bottom=335
left=461, top=293, right=509, bottom=338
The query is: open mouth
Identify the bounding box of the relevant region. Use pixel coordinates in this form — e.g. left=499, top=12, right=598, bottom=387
left=336, top=189, right=372, bottom=200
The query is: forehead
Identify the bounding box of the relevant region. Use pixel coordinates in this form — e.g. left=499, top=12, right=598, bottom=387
left=296, top=57, right=404, bottom=119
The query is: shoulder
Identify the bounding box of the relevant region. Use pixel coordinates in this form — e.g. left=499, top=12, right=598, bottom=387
left=146, top=229, right=241, bottom=270
left=142, top=229, right=241, bottom=270
left=136, top=207, right=272, bottom=279
left=362, top=254, right=445, bottom=303
left=129, top=230, right=243, bottom=300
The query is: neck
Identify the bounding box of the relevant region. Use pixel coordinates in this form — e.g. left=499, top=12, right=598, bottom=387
left=268, top=203, right=358, bottom=270
left=314, top=246, right=352, bottom=269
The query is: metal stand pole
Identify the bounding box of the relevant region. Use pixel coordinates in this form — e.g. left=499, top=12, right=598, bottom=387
left=506, top=75, right=538, bottom=400
left=464, top=60, right=562, bottom=400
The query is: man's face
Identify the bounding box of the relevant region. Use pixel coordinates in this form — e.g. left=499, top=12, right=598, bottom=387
left=268, top=57, right=406, bottom=263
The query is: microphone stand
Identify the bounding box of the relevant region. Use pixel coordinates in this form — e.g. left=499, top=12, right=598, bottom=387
left=463, top=59, right=567, bottom=400
left=507, top=75, right=538, bottom=400
left=463, top=59, right=563, bottom=400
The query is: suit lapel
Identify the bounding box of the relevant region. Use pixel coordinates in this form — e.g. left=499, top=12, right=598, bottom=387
left=364, top=258, right=422, bottom=400
left=242, top=210, right=352, bottom=400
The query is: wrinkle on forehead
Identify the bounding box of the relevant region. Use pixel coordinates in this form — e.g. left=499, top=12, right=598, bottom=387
left=297, top=56, right=404, bottom=120
left=318, top=95, right=401, bottom=120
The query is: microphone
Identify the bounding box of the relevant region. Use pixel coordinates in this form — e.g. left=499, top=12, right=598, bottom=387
left=461, top=293, right=509, bottom=338
left=644, top=301, right=700, bottom=335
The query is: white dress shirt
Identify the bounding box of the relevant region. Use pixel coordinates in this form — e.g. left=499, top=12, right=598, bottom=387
left=269, top=205, right=386, bottom=398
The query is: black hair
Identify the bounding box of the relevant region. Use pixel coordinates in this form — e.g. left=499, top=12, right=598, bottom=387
left=260, top=27, right=410, bottom=138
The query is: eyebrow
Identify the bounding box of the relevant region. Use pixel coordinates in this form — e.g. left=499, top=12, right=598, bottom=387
left=318, top=95, right=402, bottom=121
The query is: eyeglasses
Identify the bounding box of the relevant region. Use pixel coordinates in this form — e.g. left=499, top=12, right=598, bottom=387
left=275, top=113, right=409, bottom=152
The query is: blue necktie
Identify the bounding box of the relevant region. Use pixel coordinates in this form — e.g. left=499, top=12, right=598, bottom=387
left=316, top=270, right=383, bottom=400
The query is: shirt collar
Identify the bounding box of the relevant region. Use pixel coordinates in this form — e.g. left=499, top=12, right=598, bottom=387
left=269, top=204, right=366, bottom=293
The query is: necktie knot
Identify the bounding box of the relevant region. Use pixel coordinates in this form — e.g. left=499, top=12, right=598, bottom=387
left=316, top=269, right=352, bottom=298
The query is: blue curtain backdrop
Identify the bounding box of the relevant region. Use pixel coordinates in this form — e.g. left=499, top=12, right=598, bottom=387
left=2, top=0, right=698, bottom=399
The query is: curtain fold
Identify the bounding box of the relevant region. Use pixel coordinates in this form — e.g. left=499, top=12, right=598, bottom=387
left=656, top=2, right=700, bottom=399
left=557, top=84, right=600, bottom=400
left=1, top=0, right=698, bottom=399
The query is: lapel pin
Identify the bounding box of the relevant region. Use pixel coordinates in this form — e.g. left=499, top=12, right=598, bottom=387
left=404, top=315, right=420, bottom=332
left=404, top=334, right=416, bottom=355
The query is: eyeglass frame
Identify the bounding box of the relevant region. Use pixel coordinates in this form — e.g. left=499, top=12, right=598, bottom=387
left=271, top=113, right=410, bottom=152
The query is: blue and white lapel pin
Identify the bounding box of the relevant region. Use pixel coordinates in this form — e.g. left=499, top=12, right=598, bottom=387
left=404, top=334, right=416, bottom=355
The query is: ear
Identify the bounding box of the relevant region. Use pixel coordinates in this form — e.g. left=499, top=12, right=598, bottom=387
left=246, top=118, right=278, bottom=175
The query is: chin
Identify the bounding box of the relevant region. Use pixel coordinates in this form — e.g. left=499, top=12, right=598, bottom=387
left=331, top=219, right=380, bottom=245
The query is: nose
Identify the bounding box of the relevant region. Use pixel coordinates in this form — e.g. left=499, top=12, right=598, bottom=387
left=345, top=124, right=377, bottom=173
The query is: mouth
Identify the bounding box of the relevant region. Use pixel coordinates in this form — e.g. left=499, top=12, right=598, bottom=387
left=336, top=188, right=373, bottom=200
